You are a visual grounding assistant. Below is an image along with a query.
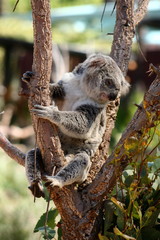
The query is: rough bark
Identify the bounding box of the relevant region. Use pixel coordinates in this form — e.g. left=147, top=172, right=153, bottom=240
left=29, top=0, right=64, bottom=174
left=110, top=0, right=134, bottom=74
left=134, top=0, right=150, bottom=25
left=0, top=0, right=152, bottom=240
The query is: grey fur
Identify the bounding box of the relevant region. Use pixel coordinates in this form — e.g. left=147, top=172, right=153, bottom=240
left=25, top=53, right=130, bottom=192
left=25, top=148, right=45, bottom=198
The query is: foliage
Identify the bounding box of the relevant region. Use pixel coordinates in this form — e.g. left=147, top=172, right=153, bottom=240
left=100, top=121, right=160, bottom=240
left=34, top=208, right=62, bottom=239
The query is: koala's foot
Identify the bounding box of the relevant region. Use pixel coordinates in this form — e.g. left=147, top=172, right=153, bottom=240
left=22, top=71, right=34, bottom=85
left=25, top=148, right=45, bottom=198
left=44, top=152, right=91, bottom=188
left=44, top=176, right=63, bottom=188
left=28, top=180, right=45, bottom=198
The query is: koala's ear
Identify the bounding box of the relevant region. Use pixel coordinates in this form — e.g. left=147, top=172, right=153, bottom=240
left=120, top=77, right=130, bottom=96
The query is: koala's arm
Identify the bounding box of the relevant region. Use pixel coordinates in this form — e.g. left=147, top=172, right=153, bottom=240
left=32, top=104, right=102, bottom=138
left=49, top=81, right=65, bottom=99
left=22, top=71, right=65, bottom=99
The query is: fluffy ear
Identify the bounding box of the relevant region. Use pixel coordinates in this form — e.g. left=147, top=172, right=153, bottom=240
left=120, top=78, right=130, bottom=96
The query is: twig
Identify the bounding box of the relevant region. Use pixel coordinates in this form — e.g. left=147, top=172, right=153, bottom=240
left=44, top=166, right=56, bottom=240
left=135, top=30, right=148, bottom=63
left=134, top=0, right=149, bottom=26
left=13, top=0, right=20, bottom=12
left=147, top=63, right=160, bottom=78
left=111, top=0, right=117, bottom=16
left=145, top=140, right=160, bottom=161
left=45, top=190, right=51, bottom=240
left=100, top=1, right=107, bottom=32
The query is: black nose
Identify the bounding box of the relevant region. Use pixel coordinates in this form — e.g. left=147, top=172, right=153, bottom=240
left=108, top=92, right=118, bottom=101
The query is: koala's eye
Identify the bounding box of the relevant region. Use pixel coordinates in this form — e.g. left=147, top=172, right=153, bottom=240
left=105, top=78, right=113, bottom=88
left=75, top=64, right=84, bottom=75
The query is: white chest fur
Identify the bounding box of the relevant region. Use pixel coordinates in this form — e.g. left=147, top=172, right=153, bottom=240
left=61, top=78, right=84, bottom=111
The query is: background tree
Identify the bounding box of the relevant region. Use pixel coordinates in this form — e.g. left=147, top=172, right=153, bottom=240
left=0, top=0, right=160, bottom=239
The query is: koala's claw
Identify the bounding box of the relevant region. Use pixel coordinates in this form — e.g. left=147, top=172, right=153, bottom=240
left=31, top=105, right=49, bottom=119
left=31, top=104, right=58, bottom=120
left=28, top=180, right=45, bottom=198
left=44, top=176, right=63, bottom=188
left=22, top=71, right=34, bottom=84
left=23, top=71, right=34, bottom=79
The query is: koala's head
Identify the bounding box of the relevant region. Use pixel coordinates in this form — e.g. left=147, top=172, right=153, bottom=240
left=74, top=54, right=130, bottom=104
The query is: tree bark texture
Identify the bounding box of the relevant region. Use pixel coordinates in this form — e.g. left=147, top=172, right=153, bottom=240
left=29, top=0, right=64, bottom=174
left=0, top=0, right=152, bottom=240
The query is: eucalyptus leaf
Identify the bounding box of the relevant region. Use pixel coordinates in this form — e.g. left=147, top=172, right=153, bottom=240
left=34, top=208, right=59, bottom=233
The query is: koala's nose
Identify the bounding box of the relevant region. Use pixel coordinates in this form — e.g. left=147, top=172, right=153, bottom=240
left=108, top=92, right=118, bottom=101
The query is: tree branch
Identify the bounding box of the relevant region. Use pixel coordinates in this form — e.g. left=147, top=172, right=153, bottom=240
left=134, top=0, right=149, bottom=26
left=110, top=0, right=135, bottom=74
left=0, top=131, right=25, bottom=166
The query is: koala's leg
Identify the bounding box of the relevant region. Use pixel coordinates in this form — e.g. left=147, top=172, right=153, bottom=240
left=25, top=148, right=45, bottom=198
left=45, top=152, right=91, bottom=188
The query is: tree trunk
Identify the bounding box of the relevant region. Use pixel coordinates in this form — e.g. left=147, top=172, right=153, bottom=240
left=29, top=0, right=64, bottom=175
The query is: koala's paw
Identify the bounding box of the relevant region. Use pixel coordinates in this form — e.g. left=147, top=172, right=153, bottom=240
left=22, top=71, right=34, bottom=85
left=28, top=180, right=45, bottom=198
left=44, top=176, right=63, bottom=188
left=31, top=105, right=58, bottom=121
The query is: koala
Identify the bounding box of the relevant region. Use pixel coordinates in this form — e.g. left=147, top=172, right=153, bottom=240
left=24, top=53, right=130, bottom=197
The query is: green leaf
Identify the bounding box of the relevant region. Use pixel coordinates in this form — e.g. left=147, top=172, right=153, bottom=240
left=155, top=128, right=160, bottom=137
left=34, top=208, right=59, bottom=233
left=114, top=227, right=136, bottom=240
left=98, top=233, right=110, bottom=240
left=156, top=147, right=160, bottom=157
left=152, top=159, right=160, bottom=173
left=116, top=208, right=125, bottom=231
left=132, top=201, right=142, bottom=223
left=124, top=175, right=134, bottom=187
left=142, top=205, right=160, bottom=228
left=111, top=197, right=125, bottom=213
left=58, top=227, right=62, bottom=240
left=36, top=226, right=56, bottom=239
left=104, top=200, right=115, bottom=234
